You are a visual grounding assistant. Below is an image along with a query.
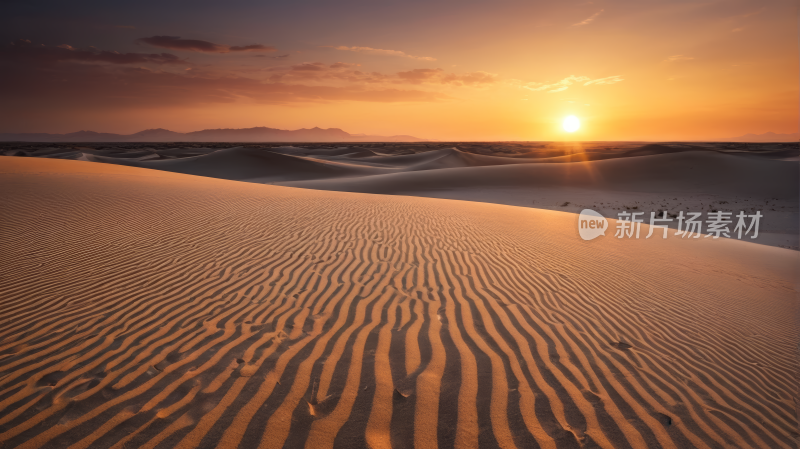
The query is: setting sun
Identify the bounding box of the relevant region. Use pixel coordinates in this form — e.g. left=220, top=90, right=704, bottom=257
left=563, top=115, right=580, bottom=133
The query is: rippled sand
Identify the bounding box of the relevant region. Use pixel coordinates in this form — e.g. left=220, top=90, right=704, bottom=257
left=0, top=157, right=796, bottom=448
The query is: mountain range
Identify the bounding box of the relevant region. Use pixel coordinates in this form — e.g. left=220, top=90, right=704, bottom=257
left=0, top=127, right=430, bottom=143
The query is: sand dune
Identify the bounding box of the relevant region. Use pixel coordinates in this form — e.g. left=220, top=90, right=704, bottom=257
left=283, top=151, right=800, bottom=249
left=271, top=146, right=381, bottom=158
left=0, top=156, right=797, bottom=448
left=13, top=144, right=799, bottom=249
left=5, top=141, right=798, bottom=162
left=321, top=149, right=386, bottom=159
left=284, top=151, right=796, bottom=196
left=85, top=147, right=385, bottom=182
left=297, top=148, right=535, bottom=172
left=360, top=148, right=535, bottom=169
left=79, top=145, right=796, bottom=201
left=89, top=147, right=537, bottom=180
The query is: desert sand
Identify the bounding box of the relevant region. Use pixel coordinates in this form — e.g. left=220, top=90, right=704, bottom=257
left=283, top=149, right=799, bottom=249
left=18, top=142, right=793, bottom=249
left=0, top=155, right=797, bottom=448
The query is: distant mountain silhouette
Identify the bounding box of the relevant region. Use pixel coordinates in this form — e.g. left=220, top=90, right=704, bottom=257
left=0, top=126, right=430, bottom=143
left=722, top=132, right=799, bottom=142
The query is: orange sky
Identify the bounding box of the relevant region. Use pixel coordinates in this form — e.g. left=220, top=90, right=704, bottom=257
left=0, top=0, right=796, bottom=140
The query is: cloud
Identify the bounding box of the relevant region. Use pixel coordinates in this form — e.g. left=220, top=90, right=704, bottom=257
left=573, top=9, right=603, bottom=26
left=266, top=62, right=361, bottom=82
left=1, top=39, right=504, bottom=114
left=137, top=36, right=224, bottom=52
left=396, top=68, right=497, bottom=85
left=330, top=62, right=359, bottom=69
left=663, top=54, right=694, bottom=62
left=137, top=36, right=276, bottom=53
left=512, top=74, right=623, bottom=93
left=328, top=46, right=436, bottom=61
left=229, top=44, right=275, bottom=52
left=397, top=68, right=442, bottom=83
left=0, top=61, right=450, bottom=109
left=265, top=62, right=494, bottom=87
left=291, top=62, right=327, bottom=71
left=1, top=39, right=183, bottom=65
left=583, top=75, right=623, bottom=85
left=442, top=71, right=497, bottom=86
left=520, top=75, right=591, bottom=93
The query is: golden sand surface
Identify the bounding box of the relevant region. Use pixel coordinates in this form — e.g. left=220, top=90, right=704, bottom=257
left=0, top=157, right=797, bottom=448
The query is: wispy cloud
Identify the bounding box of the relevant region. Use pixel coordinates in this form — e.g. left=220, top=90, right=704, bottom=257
left=1, top=39, right=499, bottom=111
left=328, top=46, right=436, bottom=61
left=3, top=39, right=183, bottom=65
left=518, top=75, right=590, bottom=93
left=266, top=62, right=495, bottom=87
left=511, top=74, right=624, bottom=93
left=137, top=36, right=276, bottom=53
left=290, top=62, right=328, bottom=72
left=0, top=60, right=451, bottom=108
left=663, top=54, right=694, bottom=62
left=396, top=68, right=497, bottom=85
left=442, top=71, right=497, bottom=86
left=573, top=9, right=603, bottom=26
left=583, top=75, right=623, bottom=85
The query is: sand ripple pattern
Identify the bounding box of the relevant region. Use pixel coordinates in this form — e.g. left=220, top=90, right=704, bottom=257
left=0, top=163, right=797, bottom=448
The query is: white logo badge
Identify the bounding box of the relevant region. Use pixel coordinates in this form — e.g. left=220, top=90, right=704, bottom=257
left=579, top=209, right=608, bottom=240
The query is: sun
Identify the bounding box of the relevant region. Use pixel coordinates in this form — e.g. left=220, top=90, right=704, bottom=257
left=563, top=115, right=580, bottom=133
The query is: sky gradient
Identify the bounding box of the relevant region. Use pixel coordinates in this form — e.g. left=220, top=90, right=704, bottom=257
left=1, top=0, right=796, bottom=141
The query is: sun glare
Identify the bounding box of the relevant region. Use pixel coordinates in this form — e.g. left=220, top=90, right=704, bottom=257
left=563, top=115, right=580, bottom=133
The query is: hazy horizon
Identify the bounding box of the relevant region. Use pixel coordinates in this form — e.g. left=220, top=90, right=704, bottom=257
left=1, top=125, right=799, bottom=143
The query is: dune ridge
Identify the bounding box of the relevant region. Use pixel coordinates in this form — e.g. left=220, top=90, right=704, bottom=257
left=84, top=147, right=536, bottom=181
left=0, top=157, right=797, bottom=448
left=283, top=150, right=796, bottom=196
left=82, top=147, right=386, bottom=182
left=282, top=150, right=800, bottom=250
